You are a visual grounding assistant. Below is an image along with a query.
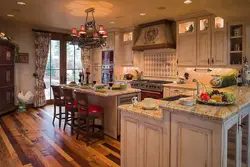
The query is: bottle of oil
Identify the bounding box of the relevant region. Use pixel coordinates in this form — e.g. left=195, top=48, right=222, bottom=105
left=237, top=70, right=243, bottom=86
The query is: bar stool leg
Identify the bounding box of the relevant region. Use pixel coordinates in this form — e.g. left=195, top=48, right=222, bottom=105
left=76, top=116, right=80, bottom=140
left=101, top=113, right=104, bottom=139
left=64, top=110, right=68, bottom=131
left=59, top=106, right=62, bottom=128
left=53, top=105, right=56, bottom=126
left=71, top=112, right=75, bottom=135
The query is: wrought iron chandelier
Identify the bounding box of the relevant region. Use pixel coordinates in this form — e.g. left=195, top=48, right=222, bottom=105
left=71, top=8, right=108, bottom=49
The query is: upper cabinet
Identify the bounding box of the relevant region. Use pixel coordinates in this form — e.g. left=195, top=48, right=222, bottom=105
left=211, top=16, right=227, bottom=66
left=122, top=32, right=134, bottom=66
left=197, top=17, right=211, bottom=66
left=177, top=20, right=197, bottom=66
left=105, top=32, right=115, bottom=50
left=177, top=15, right=228, bottom=67
left=229, top=23, right=244, bottom=66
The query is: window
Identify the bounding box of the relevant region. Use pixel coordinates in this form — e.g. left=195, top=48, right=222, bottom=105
left=45, top=40, right=60, bottom=100
left=66, top=42, right=82, bottom=84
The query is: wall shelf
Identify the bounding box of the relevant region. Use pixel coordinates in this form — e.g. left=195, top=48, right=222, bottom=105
left=230, top=36, right=242, bottom=39
left=230, top=51, right=242, bottom=53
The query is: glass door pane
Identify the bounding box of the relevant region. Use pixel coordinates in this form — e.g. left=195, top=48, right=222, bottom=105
left=45, top=40, right=60, bottom=100
left=66, top=42, right=82, bottom=84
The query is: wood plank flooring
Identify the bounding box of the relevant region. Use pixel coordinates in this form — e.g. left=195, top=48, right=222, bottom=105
left=0, top=105, right=121, bottom=167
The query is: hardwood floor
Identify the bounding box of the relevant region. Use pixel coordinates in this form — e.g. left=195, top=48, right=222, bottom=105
left=0, top=105, right=120, bottom=167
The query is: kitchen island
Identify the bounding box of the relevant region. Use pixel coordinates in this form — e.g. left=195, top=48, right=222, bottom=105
left=119, top=86, right=250, bottom=167
left=62, top=85, right=141, bottom=139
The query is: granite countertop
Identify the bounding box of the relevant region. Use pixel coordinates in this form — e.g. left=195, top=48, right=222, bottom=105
left=61, top=85, right=141, bottom=97
left=118, top=100, right=168, bottom=120
left=119, top=86, right=250, bottom=122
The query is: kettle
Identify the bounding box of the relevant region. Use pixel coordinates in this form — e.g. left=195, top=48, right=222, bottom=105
left=124, top=74, right=133, bottom=80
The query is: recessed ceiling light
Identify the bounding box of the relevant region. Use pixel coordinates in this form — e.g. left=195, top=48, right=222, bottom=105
left=157, top=6, right=166, bottom=10
left=7, top=14, right=15, bottom=17
left=184, top=0, right=192, bottom=4
left=110, top=21, right=115, bottom=24
left=17, top=1, right=26, bottom=5
left=140, top=13, right=146, bottom=16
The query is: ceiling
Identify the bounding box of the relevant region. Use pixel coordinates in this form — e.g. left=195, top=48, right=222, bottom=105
left=1, top=0, right=250, bottom=31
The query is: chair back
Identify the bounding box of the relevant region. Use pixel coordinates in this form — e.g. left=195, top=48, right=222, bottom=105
left=51, top=85, right=63, bottom=101
left=74, top=91, right=89, bottom=112
left=61, top=87, right=74, bottom=104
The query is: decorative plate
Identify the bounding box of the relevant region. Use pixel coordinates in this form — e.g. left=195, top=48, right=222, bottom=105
left=196, top=98, right=234, bottom=106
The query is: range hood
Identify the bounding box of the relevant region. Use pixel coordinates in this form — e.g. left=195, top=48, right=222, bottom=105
left=132, top=20, right=176, bottom=51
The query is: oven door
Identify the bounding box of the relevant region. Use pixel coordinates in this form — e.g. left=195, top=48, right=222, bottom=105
left=141, top=90, right=163, bottom=100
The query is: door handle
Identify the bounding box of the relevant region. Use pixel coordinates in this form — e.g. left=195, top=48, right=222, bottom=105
left=208, top=58, right=210, bottom=65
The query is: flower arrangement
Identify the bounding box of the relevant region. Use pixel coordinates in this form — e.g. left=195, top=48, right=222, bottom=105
left=0, top=32, right=20, bottom=58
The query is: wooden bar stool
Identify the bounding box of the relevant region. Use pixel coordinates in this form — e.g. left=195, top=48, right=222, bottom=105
left=61, top=87, right=78, bottom=135
left=51, top=85, right=65, bottom=128
left=74, top=91, right=104, bottom=145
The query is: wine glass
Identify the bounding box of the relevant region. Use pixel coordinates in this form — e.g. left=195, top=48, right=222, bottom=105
left=109, top=82, right=113, bottom=90
left=92, top=81, right=97, bottom=86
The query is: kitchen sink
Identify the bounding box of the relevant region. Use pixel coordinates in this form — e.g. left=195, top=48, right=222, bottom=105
left=161, top=95, right=191, bottom=101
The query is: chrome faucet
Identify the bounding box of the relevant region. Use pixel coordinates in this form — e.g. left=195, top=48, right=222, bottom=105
left=193, top=79, right=207, bottom=96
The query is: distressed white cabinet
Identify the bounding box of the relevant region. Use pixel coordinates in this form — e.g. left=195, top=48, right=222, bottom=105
left=121, top=111, right=170, bottom=167
left=122, top=41, right=134, bottom=66
left=163, top=87, right=170, bottom=98
left=177, top=20, right=197, bottom=66
left=178, top=15, right=227, bottom=67
left=197, top=16, right=211, bottom=66
left=170, top=113, right=222, bottom=167
left=105, top=32, right=115, bottom=50
left=211, top=16, right=228, bottom=66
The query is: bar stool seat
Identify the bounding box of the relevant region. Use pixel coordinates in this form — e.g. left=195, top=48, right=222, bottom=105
left=79, top=105, right=103, bottom=114
left=65, top=100, right=78, bottom=109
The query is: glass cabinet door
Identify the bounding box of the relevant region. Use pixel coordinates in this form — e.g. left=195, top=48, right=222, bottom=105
left=215, top=17, right=224, bottom=29
left=199, top=18, right=209, bottom=31
left=178, top=21, right=195, bottom=34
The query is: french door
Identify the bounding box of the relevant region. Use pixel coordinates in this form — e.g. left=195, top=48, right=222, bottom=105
left=44, top=35, right=82, bottom=101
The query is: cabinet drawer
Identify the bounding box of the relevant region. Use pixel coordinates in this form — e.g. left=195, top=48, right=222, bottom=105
left=0, top=65, right=14, bottom=87
left=0, top=87, right=15, bottom=112
left=0, top=45, right=15, bottom=64
left=170, top=88, right=195, bottom=97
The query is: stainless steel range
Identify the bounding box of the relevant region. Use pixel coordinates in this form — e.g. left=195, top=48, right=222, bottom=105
left=131, top=80, right=172, bottom=100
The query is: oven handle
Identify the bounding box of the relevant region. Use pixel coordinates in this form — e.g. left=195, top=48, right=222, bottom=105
left=141, top=90, right=162, bottom=94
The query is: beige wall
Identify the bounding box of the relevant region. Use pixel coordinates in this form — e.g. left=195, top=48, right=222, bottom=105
left=0, top=19, right=36, bottom=96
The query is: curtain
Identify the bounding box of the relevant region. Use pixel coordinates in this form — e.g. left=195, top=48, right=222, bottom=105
left=34, top=32, right=51, bottom=107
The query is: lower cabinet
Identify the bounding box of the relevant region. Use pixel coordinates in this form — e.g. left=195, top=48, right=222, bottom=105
left=121, top=111, right=170, bottom=167
left=170, top=113, right=222, bottom=167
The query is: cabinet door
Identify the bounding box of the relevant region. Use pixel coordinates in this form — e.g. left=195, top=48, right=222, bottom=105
left=123, top=42, right=133, bottom=65
left=171, top=114, right=221, bottom=167
left=142, top=123, right=164, bottom=167
left=197, top=17, right=211, bottom=66
left=177, top=20, right=197, bottom=66
left=177, top=34, right=197, bottom=66
left=107, top=32, right=115, bottom=50
left=121, top=116, right=139, bottom=167
left=0, top=45, right=14, bottom=65
left=163, top=87, right=170, bottom=98
left=211, top=16, right=227, bottom=66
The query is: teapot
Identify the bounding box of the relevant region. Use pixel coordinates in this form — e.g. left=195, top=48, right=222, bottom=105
left=131, top=97, right=138, bottom=106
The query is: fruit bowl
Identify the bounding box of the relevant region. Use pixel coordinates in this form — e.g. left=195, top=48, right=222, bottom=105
left=197, top=90, right=235, bottom=106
